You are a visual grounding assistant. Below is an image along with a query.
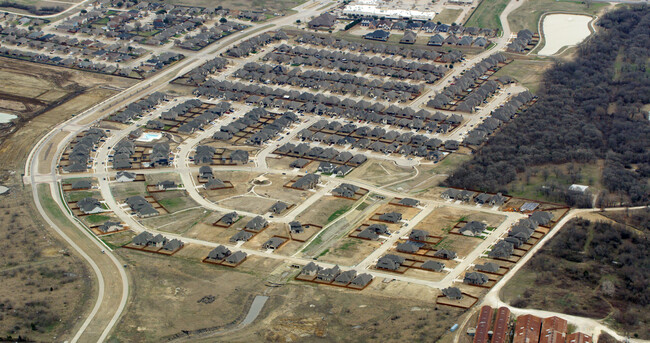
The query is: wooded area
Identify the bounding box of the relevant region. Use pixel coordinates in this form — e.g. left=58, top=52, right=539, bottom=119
left=506, top=211, right=650, bottom=339
left=446, top=6, right=650, bottom=206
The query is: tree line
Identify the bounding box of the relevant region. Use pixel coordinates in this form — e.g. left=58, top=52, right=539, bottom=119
left=445, top=5, right=650, bottom=206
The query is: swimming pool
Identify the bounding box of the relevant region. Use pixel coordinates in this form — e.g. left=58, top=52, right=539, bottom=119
left=136, top=132, right=163, bottom=142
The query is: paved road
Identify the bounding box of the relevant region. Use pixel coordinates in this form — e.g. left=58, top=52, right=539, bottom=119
left=23, top=2, right=338, bottom=341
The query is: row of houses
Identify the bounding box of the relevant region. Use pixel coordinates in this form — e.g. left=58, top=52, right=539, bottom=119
left=132, top=231, right=183, bottom=251
left=109, top=92, right=168, bottom=123
left=224, top=30, right=288, bottom=58
left=205, top=245, right=247, bottom=264
left=214, top=107, right=298, bottom=145
left=234, top=62, right=424, bottom=101
left=300, top=262, right=373, bottom=287
left=176, top=102, right=231, bottom=134
left=463, top=91, right=535, bottom=146
left=275, top=142, right=368, bottom=165
left=507, top=29, right=535, bottom=54
left=180, top=56, right=228, bottom=85
left=64, top=128, right=107, bottom=172
left=296, top=33, right=464, bottom=62
left=297, top=128, right=450, bottom=160
left=427, top=53, right=507, bottom=109
left=264, top=44, right=450, bottom=83
left=0, top=26, right=147, bottom=61
left=359, top=19, right=497, bottom=38
left=176, top=22, right=248, bottom=50
left=193, top=146, right=248, bottom=164
left=427, top=33, right=490, bottom=48
left=489, top=212, right=554, bottom=259
left=193, top=80, right=457, bottom=129
left=304, top=116, right=461, bottom=143
left=441, top=189, right=507, bottom=206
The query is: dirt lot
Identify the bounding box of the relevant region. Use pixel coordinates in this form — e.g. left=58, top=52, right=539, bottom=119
left=346, top=159, right=416, bottom=188
left=109, top=247, right=278, bottom=342
left=294, top=195, right=357, bottom=227
left=210, top=281, right=463, bottom=343
left=0, top=57, right=135, bottom=171
left=318, top=237, right=381, bottom=266
left=110, top=182, right=148, bottom=200
left=141, top=208, right=211, bottom=234
left=0, top=185, right=92, bottom=341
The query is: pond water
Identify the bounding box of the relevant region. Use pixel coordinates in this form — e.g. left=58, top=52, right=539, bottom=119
left=538, top=14, right=593, bottom=56
left=0, top=113, right=18, bottom=124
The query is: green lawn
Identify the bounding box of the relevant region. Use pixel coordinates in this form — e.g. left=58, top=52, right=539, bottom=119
left=507, top=0, right=607, bottom=33
left=65, top=191, right=97, bottom=203
left=436, top=8, right=463, bottom=25
left=85, top=214, right=111, bottom=225
left=464, top=0, right=510, bottom=31
left=327, top=206, right=350, bottom=223
left=157, top=197, right=186, bottom=213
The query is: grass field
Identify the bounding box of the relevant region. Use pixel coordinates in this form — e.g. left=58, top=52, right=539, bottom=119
left=464, top=0, right=509, bottom=31
left=507, top=0, right=608, bottom=32
left=493, top=58, right=552, bottom=94
left=436, top=8, right=463, bottom=25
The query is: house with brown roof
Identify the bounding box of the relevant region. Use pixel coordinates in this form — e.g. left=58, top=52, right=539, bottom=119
left=513, top=314, right=542, bottom=343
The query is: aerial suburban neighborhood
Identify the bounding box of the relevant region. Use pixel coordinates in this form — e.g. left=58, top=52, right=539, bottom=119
left=0, top=0, right=647, bottom=341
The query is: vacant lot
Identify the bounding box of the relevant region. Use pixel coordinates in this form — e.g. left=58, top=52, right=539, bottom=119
left=501, top=215, right=650, bottom=339
left=153, top=190, right=199, bottom=213
left=0, top=183, right=92, bottom=341
left=141, top=208, right=210, bottom=234
left=437, top=8, right=463, bottom=25
left=294, top=195, right=357, bottom=227
left=214, top=282, right=463, bottom=342
left=493, top=58, right=552, bottom=94
left=507, top=0, right=607, bottom=32
left=464, top=0, right=509, bottom=30
left=0, top=58, right=135, bottom=171
left=110, top=248, right=273, bottom=342
left=347, top=159, right=416, bottom=188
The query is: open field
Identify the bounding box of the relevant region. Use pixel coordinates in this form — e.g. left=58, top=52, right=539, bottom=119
left=436, top=8, right=463, bottom=25
left=294, top=195, right=357, bottom=227
left=211, top=281, right=463, bottom=342
left=0, top=58, right=136, bottom=171
left=493, top=58, right=552, bottom=94
left=507, top=0, right=607, bottom=33
left=110, top=182, right=148, bottom=200
left=347, top=159, right=416, bottom=188
left=0, top=184, right=92, bottom=341
left=141, top=208, right=210, bottom=234
left=464, top=0, right=509, bottom=31
left=110, top=247, right=276, bottom=342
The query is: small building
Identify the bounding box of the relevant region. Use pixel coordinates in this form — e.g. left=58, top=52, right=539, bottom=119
left=245, top=216, right=268, bottom=231
left=98, top=221, right=122, bottom=233
left=71, top=180, right=92, bottom=190
left=475, top=262, right=500, bottom=273
left=308, top=12, right=337, bottom=29
left=434, top=249, right=457, bottom=260
left=409, top=229, right=429, bottom=241
left=292, top=173, right=320, bottom=190
left=269, top=201, right=288, bottom=214
left=157, top=180, right=176, bottom=190
left=376, top=254, right=404, bottom=271
left=221, top=211, right=239, bottom=225
left=378, top=212, right=402, bottom=223
left=442, top=287, right=462, bottom=300
left=421, top=260, right=444, bottom=272
left=262, top=237, right=286, bottom=250
left=301, top=261, right=322, bottom=276
left=77, top=197, right=103, bottom=214
left=365, top=30, right=390, bottom=42
left=289, top=221, right=304, bottom=234
left=230, top=230, right=253, bottom=242
left=396, top=242, right=420, bottom=253
left=225, top=251, right=247, bottom=264
left=398, top=198, right=419, bottom=207
left=116, top=171, right=136, bottom=182
left=350, top=273, right=373, bottom=287
left=460, top=221, right=487, bottom=236
left=464, top=271, right=489, bottom=285
left=207, top=245, right=231, bottom=260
